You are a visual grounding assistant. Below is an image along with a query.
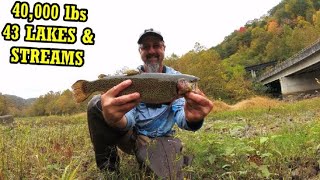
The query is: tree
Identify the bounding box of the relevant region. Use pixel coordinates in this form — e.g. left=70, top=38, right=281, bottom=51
left=286, top=0, right=314, bottom=20
left=267, top=20, right=280, bottom=34
left=288, top=18, right=319, bottom=53
left=0, top=94, right=9, bottom=116
left=56, top=90, right=81, bottom=115
left=165, top=53, right=180, bottom=61
left=193, top=42, right=207, bottom=53
left=312, top=10, right=320, bottom=29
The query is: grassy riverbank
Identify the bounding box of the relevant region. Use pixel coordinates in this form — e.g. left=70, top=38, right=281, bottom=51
left=1, top=97, right=320, bottom=179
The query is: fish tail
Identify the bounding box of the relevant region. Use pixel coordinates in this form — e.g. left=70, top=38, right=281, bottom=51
left=71, top=80, right=90, bottom=103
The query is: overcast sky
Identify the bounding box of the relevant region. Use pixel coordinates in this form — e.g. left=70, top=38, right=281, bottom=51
left=0, top=0, right=282, bottom=99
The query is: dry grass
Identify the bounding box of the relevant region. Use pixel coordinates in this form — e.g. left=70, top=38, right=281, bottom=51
left=1, top=97, right=319, bottom=179
left=211, top=100, right=231, bottom=112
left=212, top=96, right=281, bottom=112
left=230, top=96, right=281, bottom=110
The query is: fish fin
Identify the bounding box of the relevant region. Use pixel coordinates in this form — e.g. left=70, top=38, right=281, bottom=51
left=124, top=69, right=140, bottom=76
left=71, top=80, right=90, bottom=103
left=98, top=74, right=107, bottom=79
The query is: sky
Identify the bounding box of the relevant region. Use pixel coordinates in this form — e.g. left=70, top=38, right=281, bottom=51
left=0, top=0, right=282, bottom=99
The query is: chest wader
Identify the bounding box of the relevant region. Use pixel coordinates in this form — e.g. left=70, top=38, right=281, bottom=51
left=87, top=96, right=192, bottom=179
left=134, top=134, right=193, bottom=179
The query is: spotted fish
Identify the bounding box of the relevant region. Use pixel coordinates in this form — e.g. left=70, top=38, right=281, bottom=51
left=71, top=73, right=199, bottom=104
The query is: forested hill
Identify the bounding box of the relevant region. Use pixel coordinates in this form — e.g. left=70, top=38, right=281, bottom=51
left=4, top=94, right=35, bottom=107
left=214, top=0, right=320, bottom=66
left=0, top=94, right=35, bottom=116
left=164, top=0, right=320, bottom=101
left=0, top=90, right=86, bottom=117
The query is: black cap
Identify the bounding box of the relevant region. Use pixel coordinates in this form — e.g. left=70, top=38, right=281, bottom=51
left=137, top=28, right=164, bottom=44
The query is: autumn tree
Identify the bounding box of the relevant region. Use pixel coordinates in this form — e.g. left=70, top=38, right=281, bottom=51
left=0, top=94, right=9, bottom=116
left=312, top=10, right=320, bottom=30
left=287, top=17, right=320, bottom=53
left=164, top=47, right=254, bottom=102
left=26, top=90, right=85, bottom=116
left=55, top=90, right=83, bottom=115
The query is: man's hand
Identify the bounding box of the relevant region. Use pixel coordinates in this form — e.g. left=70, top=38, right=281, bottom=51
left=100, top=80, right=140, bottom=129
left=184, top=89, right=213, bottom=123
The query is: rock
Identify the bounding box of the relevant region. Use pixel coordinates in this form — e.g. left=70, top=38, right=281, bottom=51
left=0, top=115, right=14, bottom=124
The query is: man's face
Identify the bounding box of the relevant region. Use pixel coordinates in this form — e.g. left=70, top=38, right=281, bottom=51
left=139, top=36, right=165, bottom=73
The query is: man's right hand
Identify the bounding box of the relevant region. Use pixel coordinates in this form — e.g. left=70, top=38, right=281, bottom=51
left=100, top=79, right=140, bottom=129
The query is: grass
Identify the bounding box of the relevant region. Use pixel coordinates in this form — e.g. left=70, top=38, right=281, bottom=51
left=1, top=97, right=320, bottom=179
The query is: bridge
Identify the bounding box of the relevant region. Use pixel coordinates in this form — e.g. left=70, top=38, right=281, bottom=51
left=245, top=60, right=276, bottom=78
left=257, top=39, right=320, bottom=96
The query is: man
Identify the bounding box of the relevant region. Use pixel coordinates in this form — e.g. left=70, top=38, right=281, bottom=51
left=87, top=28, right=213, bottom=178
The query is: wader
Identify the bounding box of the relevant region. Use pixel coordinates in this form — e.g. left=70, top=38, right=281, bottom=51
left=87, top=97, right=192, bottom=179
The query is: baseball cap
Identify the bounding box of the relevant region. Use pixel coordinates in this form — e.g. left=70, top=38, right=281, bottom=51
left=137, top=28, right=164, bottom=44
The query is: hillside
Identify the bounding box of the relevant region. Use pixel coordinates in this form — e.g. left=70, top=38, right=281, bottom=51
left=4, top=94, right=36, bottom=108
left=164, top=0, right=320, bottom=102
left=214, top=0, right=320, bottom=67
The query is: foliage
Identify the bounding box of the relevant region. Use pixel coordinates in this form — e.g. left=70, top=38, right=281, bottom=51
left=165, top=47, right=254, bottom=102
left=0, top=93, right=9, bottom=116
left=215, top=0, right=320, bottom=67
left=26, top=90, right=85, bottom=116
left=0, top=90, right=86, bottom=117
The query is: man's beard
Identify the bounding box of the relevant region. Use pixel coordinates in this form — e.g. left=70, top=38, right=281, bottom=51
left=145, top=54, right=161, bottom=73
left=146, top=62, right=160, bottom=73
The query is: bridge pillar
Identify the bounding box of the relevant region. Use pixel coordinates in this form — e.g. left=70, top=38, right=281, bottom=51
left=280, top=71, right=320, bottom=95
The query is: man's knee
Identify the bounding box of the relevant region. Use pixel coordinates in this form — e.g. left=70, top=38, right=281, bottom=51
left=87, top=95, right=102, bottom=115
left=135, top=136, right=185, bottom=178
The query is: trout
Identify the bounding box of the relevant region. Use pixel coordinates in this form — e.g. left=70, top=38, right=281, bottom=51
left=71, top=73, right=199, bottom=104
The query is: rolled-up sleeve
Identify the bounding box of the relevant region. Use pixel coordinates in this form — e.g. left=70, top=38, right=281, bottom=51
left=171, top=98, right=203, bottom=131
left=124, top=108, right=136, bottom=131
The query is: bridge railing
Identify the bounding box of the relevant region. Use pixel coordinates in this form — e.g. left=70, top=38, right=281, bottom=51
left=257, top=38, right=320, bottom=82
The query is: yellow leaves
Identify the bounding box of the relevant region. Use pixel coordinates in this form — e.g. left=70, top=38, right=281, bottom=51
left=312, top=11, right=320, bottom=28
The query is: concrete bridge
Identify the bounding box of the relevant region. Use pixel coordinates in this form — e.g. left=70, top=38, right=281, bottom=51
left=257, top=39, right=320, bottom=96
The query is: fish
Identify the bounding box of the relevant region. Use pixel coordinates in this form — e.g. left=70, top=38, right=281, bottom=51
left=71, top=73, right=199, bottom=104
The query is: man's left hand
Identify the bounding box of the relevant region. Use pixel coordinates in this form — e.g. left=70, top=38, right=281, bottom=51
left=184, top=89, right=213, bottom=122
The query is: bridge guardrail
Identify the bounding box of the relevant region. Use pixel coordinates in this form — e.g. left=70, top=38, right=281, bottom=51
left=257, top=38, right=320, bottom=82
